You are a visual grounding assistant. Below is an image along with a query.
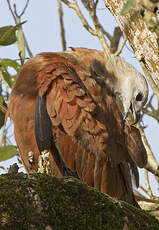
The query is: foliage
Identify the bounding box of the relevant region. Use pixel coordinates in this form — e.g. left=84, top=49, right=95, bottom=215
left=0, top=10, right=27, bottom=168
left=0, top=145, right=18, bottom=162
left=0, top=21, right=26, bottom=46
left=0, top=58, right=21, bottom=88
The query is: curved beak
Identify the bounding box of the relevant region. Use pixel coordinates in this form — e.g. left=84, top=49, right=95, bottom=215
left=123, top=102, right=141, bottom=124
left=130, top=102, right=141, bottom=124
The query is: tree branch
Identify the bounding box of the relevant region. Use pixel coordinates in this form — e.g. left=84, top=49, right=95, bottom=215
left=62, top=0, right=97, bottom=35
left=6, top=0, right=17, bottom=23
left=137, top=124, right=159, bottom=177
left=58, top=0, right=67, bottom=51
left=0, top=173, right=159, bottom=229
left=115, top=32, right=127, bottom=56
left=144, top=169, right=153, bottom=198
left=62, top=0, right=110, bottom=53
left=19, top=0, right=30, bottom=17
left=82, top=0, right=110, bottom=52
left=103, top=0, right=159, bottom=87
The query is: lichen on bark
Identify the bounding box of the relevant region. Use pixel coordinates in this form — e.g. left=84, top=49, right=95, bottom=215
left=103, top=0, right=159, bottom=86
left=0, top=173, right=159, bottom=230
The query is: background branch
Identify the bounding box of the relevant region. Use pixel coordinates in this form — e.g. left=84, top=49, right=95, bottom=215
left=62, top=0, right=110, bottom=53
left=58, top=0, right=67, bottom=51
left=137, top=124, right=159, bottom=178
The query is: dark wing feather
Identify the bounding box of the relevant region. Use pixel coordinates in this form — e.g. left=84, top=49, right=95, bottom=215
left=35, top=94, right=52, bottom=152
left=35, top=94, right=79, bottom=178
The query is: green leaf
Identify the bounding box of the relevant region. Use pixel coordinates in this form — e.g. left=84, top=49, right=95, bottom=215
left=0, top=21, right=27, bottom=46
left=0, top=145, right=18, bottom=162
left=121, top=0, right=137, bottom=15
left=0, top=25, right=16, bottom=46
left=0, top=70, right=13, bottom=88
left=1, top=58, right=21, bottom=73
left=0, top=59, right=21, bottom=88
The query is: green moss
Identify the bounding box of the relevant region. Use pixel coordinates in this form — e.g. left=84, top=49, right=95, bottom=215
left=0, top=173, right=158, bottom=230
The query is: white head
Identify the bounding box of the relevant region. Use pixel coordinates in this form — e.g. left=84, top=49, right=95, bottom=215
left=107, top=54, right=148, bottom=124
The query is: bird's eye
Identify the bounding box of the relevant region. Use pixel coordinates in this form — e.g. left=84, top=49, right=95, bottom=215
left=154, top=6, right=158, bottom=14
left=136, top=93, right=143, bottom=101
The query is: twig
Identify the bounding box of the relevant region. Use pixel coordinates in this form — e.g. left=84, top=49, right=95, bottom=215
left=6, top=0, right=17, bottom=23
left=94, top=0, right=99, bottom=8
left=13, top=0, right=30, bottom=17
left=142, top=109, right=159, bottom=122
left=23, top=33, right=33, bottom=58
left=140, top=94, right=156, bottom=120
left=61, top=0, right=73, bottom=7
left=20, top=0, right=30, bottom=17
left=140, top=64, right=159, bottom=121
left=62, top=0, right=97, bottom=35
left=139, top=185, right=149, bottom=196
left=110, top=27, right=122, bottom=54
left=144, top=94, right=155, bottom=111
left=115, top=33, right=127, bottom=56
left=86, top=0, right=110, bottom=53
left=141, top=62, right=159, bottom=102
left=89, top=0, right=112, bottom=41
left=144, top=169, right=153, bottom=198
left=82, top=0, right=112, bottom=42
left=58, top=0, right=67, bottom=51
left=134, top=189, right=159, bottom=203
left=137, top=124, right=159, bottom=177
left=62, top=0, right=110, bottom=53
left=136, top=196, right=159, bottom=203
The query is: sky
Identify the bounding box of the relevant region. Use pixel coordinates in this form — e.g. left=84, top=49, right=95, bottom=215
left=0, top=0, right=159, bottom=196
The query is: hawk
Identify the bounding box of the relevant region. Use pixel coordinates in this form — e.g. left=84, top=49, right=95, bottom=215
left=7, top=48, right=148, bottom=206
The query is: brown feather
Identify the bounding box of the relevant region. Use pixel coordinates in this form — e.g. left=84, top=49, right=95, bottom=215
left=7, top=48, right=147, bottom=207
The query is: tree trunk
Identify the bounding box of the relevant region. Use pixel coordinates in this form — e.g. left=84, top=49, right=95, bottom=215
left=103, top=0, right=159, bottom=86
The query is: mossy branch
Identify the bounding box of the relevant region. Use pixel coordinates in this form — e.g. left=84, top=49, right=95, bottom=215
left=0, top=173, right=159, bottom=230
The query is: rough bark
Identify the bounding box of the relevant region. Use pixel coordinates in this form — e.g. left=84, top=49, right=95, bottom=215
left=0, top=173, right=159, bottom=230
left=103, top=0, right=159, bottom=86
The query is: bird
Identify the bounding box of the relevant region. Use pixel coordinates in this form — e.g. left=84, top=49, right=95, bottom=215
left=7, top=47, right=148, bottom=207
